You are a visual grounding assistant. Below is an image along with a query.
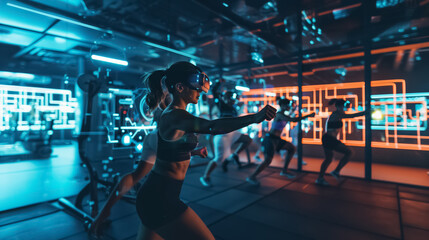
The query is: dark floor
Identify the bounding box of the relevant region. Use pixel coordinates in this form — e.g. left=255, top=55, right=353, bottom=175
left=1, top=163, right=429, bottom=240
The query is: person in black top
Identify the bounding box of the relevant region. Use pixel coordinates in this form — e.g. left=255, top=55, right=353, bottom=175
left=247, top=98, right=314, bottom=185
left=199, top=90, right=253, bottom=187
left=135, top=62, right=276, bottom=240
left=89, top=71, right=208, bottom=236
left=316, top=99, right=365, bottom=186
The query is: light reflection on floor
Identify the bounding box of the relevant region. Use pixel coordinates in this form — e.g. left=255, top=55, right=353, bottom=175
left=0, top=142, right=428, bottom=212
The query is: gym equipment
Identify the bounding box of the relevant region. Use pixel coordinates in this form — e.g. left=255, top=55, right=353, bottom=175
left=58, top=73, right=114, bottom=226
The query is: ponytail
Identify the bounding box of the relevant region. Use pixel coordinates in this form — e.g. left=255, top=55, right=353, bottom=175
left=328, top=99, right=337, bottom=106
left=142, top=70, right=166, bottom=111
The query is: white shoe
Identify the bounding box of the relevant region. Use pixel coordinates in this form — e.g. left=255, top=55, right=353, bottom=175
left=200, top=177, right=212, bottom=187
left=280, top=171, right=296, bottom=179
left=330, top=171, right=340, bottom=181
left=315, top=178, right=330, bottom=186
left=246, top=177, right=260, bottom=186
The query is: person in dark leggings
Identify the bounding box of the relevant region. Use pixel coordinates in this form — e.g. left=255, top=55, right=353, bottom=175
left=315, top=98, right=365, bottom=186
left=134, top=62, right=276, bottom=240
left=200, top=91, right=253, bottom=187
left=89, top=71, right=208, bottom=236
left=246, top=97, right=315, bottom=185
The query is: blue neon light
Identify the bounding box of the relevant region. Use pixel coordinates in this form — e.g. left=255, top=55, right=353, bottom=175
left=91, top=54, right=128, bottom=66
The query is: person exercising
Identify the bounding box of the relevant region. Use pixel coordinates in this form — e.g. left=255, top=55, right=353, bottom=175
left=135, top=61, right=275, bottom=239
left=246, top=97, right=315, bottom=185
left=200, top=90, right=253, bottom=187
left=315, top=99, right=365, bottom=186
left=89, top=71, right=208, bottom=236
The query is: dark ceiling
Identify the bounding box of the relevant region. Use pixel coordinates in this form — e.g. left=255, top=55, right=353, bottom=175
left=0, top=0, right=428, bottom=88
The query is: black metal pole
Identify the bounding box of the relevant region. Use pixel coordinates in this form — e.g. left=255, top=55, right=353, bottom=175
left=363, top=0, right=372, bottom=180
left=297, top=4, right=303, bottom=171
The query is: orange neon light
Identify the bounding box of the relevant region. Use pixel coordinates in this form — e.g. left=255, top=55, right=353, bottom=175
left=241, top=79, right=429, bottom=151
left=240, top=42, right=429, bottom=75
left=245, top=64, right=376, bottom=79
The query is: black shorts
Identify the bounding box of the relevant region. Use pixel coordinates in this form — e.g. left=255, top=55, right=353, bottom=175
left=136, top=171, right=188, bottom=230
left=322, top=134, right=342, bottom=150
left=262, top=134, right=294, bottom=157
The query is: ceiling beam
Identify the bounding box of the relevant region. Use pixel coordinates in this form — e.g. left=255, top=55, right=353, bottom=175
left=10, top=0, right=216, bottom=66
left=191, top=0, right=293, bottom=53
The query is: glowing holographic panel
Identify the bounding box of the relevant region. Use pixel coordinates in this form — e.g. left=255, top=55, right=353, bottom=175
left=33, top=35, right=80, bottom=52
left=357, top=94, right=429, bottom=131
left=242, top=80, right=429, bottom=151
left=0, top=25, right=43, bottom=46
left=0, top=85, right=77, bottom=131
left=0, top=2, right=56, bottom=32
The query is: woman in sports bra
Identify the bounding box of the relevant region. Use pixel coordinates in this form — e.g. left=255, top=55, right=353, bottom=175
left=89, top=71, right=208, bottom=236
left=315, top=98, right=365, bottom=186
left=135, top=62, right=276, bottom=240
left=246, top=97, right=315, bottom=185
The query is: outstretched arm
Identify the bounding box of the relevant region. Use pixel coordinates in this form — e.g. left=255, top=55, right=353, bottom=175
left=277, top=112, right=315, bottom=122
left=341, top=111, right=365, bottom=118
left=173, top=105, right=276, bottom=135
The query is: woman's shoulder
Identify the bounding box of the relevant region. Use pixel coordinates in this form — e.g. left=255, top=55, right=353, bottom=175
left=161, top=107, right=191, bottom=119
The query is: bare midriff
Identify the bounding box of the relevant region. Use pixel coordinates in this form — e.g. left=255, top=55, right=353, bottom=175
left=152, top=158, right=190, bottom=180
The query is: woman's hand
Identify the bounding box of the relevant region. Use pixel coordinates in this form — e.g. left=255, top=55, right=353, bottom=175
left=192, top=147, right=208, bottom=158
left=253, top=105, right=276, bottom=123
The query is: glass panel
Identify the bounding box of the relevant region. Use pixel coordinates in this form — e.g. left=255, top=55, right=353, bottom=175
left=300, top=0, right=366, bottom=181
left=238, top=11, right=301, bottom=174
left=370, top=0, right=429, bottom=187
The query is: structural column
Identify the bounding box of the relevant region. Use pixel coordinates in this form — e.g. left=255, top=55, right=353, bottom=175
left=363, top=0, right=372, bottom=180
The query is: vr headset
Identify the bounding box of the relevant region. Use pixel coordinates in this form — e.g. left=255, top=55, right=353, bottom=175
left=184, top=72, right=210, bottom=93
left=278, top=98, right=293, bottom=108
left=344, top=100, right=351, bottom=108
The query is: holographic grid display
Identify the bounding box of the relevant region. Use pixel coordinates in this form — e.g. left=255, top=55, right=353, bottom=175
left=88, top=88, right=156, bottom=180
left=101, top=88, right=156, bottom=153
left=241, top=79, right=429, bottom=151
left=0, top=84, right=77, bottom=132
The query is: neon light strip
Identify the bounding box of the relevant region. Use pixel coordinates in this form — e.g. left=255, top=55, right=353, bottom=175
left=91, top=55, right=128, bottom=66
left=235, top=86, right=250, bottom=92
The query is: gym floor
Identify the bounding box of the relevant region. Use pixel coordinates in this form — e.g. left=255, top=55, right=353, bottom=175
left=1, top=147, right=429, bottom=240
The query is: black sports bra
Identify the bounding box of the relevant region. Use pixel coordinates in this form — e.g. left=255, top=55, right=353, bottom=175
left=156, top=130, right=198, bottom=162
